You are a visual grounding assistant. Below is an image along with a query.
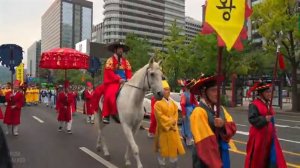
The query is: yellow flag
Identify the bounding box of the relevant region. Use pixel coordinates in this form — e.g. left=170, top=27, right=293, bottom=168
left=16, top=63, right=24, bottom=84
left=205, top=0, right=245, bottom=51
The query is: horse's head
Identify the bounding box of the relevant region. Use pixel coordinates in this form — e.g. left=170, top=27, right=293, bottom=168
left=146, top=57, right=164, bottom=100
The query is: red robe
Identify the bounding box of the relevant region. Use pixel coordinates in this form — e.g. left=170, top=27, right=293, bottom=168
left=3, top=91, right=24, bottom=125
left=84, top=90, right=95, bottom=115
left=69, top=92, right=77, bottom=113
left=245, top=98, right=287, bottom=168
left=0, top=106, right=4, bottom=120
left=57, top=92, right=72, bottom=122
left=94, top=84, right=105, bottom=112
left=148, top=96, right=157, bottom=134
left=102, top=55, right=132, bottom=117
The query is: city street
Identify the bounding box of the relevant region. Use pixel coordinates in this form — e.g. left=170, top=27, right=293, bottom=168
left=2, top=103, right=300, bottom=168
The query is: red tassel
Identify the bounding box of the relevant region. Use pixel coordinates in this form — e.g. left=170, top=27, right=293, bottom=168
left=278, top=52, right=285, bottom=70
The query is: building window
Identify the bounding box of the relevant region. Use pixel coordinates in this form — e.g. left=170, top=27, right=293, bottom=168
left=82, top=7, right=92, bottom=40
left=62, top=2, right=73, bottom=48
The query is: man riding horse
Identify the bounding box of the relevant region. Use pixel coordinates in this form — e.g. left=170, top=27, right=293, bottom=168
left=102, top=41, right=132, bottom=124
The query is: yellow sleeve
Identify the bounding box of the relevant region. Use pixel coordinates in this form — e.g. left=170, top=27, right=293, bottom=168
left=190, top=107, right=214, bottom=143
left=154, top=101, right=174, bottom=131
left=222, top=106, right=233, bottom=122
left=105, top=58, right=114, bottom=70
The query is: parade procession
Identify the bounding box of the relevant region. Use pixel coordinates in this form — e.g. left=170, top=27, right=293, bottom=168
left=1, top=0, right=300, bottom=168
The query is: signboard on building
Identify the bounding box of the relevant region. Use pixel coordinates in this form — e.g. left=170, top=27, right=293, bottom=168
left=75, top=39, right=90, bottom=55
left=16, top=63, right=24, bottom=84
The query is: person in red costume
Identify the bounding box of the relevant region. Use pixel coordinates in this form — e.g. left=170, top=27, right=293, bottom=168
left=84, top=82, right=96, bottom=124
left=3, top=80, right=24, bottom=136
left=57, top=81, right=73, bottom=134
left=147, top=96, right=157, bottom=138
left=102, top=41, right=132, bottom=124
left=69, top=87, right=78, bottom=116
left=245, top=81, right=287, bottom=168
left=93, top=84, right=105, bottom=113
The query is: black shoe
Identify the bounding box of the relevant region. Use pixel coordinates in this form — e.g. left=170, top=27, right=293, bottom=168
left=67, top=130, right=72, bottom=134
left=112, top=115, right=120, bottom=124
left=58, top=127, right=63, bottom=132
left=102, top=117, right=110, bottom=124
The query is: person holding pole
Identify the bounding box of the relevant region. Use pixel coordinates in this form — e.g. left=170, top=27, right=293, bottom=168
left=189, top=75, right=236, bottom=168
left=244, top=81, right=286, bottom=168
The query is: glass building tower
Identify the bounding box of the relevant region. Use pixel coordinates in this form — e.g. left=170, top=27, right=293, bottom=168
left=41, top=0, right=93, bottom=52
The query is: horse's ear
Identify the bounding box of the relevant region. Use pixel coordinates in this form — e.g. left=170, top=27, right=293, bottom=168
left=148, top=56, right=155, bottom=67
left=157, top=60, right=162, bottom=66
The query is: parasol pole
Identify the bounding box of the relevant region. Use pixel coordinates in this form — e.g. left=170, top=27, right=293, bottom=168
left=10, top=46, right=14, bottom=90
left=216, top=46, right=224, bottom=118
left=65, top=69, right=67, bottom=92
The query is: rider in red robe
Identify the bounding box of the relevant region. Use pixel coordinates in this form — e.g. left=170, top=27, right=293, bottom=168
left=102, top=42, right=132, bottom=124
left=3, top=80, right=24, bottom=136
left=245, top=82, right=286, bottom=168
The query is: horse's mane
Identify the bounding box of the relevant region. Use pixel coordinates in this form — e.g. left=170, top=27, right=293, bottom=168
left=127, top=63, right=149, bottom=85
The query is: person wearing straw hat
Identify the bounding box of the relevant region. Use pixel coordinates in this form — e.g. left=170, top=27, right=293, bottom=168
left=189, top=75, right=236, bottom=168
left=179, top=79, right=198, bottom=146
left=244, top=81, right=286, bottom=168
left=3, top=80, right=24, bottom=136
left=154, top=80, right=185, bottom=168
left=84, top=82, right=96, bottom=124
left=102, top=41, right=132, bottom=124
left=57, top=81, right=73, bottom=134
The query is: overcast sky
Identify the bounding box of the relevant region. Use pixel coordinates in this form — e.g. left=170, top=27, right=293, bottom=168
left=0, top=0, right=205, bottom=67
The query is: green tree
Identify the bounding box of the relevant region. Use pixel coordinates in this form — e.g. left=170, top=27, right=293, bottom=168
left=53, top=70, right=92, bottom=85
left=125, top=33, right=152, bottom=71
left=158, top=20, right=190, bottom=90
left=252, top=0, right=300, bottom=111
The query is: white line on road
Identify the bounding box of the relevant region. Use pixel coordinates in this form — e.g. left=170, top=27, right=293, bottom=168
left=32, top=116, right=44, bottom=123
left=79, top=147, right=118, bottom=168
left=277, top=119, right=300, bottom=123
left=236, top=124, right=247, bottom=127
left=236, top=131, right=300, bottom=144
left=275, top=124, right=290, bottom=128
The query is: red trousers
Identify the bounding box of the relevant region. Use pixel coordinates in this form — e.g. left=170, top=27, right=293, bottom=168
left=148, top=109, right=157, bottom=134
left=102, top=83, right=119, bottom=117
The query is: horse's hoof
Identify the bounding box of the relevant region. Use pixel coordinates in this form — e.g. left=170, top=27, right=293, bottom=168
left=104, top=154, right=111, bottom=161
left=125, top=161, right=131, bottom=167
left=96, top=146, right=101, bottom=152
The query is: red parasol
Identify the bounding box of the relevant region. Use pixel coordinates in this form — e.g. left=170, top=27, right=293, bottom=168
left=39, top=48, right=89, bottom=87
left=39, top=48, right=89, bottom=69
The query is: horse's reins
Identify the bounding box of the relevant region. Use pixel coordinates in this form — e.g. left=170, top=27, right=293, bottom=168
left=124, top=67, right=151, bottom=91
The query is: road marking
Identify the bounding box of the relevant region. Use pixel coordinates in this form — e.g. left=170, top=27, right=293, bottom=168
left=236, top=124, right=247, bottom=127
left=233, top=140, right=300, bottom=157
left=32, top=116, right=44, bottom=123
left=79, top=147, right=118, bottom=168
left=237, top=131, right=300, bottom=144
left=229, top=149, right=300, bottom=168
left=277, top=119, right=300, bottom=123
left=275, top=124, right=290, bottom=128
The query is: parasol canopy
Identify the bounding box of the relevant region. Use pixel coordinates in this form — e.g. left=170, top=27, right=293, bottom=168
left=39, top=48, right=89, bottom=69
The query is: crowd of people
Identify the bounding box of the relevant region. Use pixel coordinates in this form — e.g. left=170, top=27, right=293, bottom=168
left=0, top=41, right=288, bottom=168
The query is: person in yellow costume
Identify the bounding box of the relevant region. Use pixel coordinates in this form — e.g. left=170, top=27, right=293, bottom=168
left=189, top=75, right=237, bottom=168
left=154, top=80, right=185, bottom=168
left=32, top=86, right=39, bottom=105
left=25, top=87, right=31, bottom=105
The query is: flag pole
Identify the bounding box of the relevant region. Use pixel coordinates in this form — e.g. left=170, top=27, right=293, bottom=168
left=269, top=32, right=282, bottom=113
left=216, top=46, right=224, bottom=118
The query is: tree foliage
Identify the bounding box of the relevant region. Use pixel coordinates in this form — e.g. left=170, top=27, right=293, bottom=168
left=125, top=33, right=152, bottom=71
left=252, top=0, right=300, bottom=111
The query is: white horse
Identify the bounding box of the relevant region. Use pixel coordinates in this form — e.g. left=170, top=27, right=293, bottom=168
left=96, top=57, right=164, bottom=168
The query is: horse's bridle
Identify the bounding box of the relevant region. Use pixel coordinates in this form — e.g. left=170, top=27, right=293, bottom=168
left=124, top=67, right=151, bottom=91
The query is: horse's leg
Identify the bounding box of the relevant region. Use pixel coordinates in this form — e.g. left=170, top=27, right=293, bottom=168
left=122, top=123, right=143, bottom=168
left=96, top=105, right=110, bottom=160
left=124, top=145, right=131, bottom=167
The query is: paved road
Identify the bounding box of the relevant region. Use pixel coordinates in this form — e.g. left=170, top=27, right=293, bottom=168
left=2, top=103, right=300, bottom=168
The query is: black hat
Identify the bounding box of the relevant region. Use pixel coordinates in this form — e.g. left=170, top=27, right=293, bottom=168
left=107, top=41, right=130, bottom=52
left=190, top=75, right=224, bottom=95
